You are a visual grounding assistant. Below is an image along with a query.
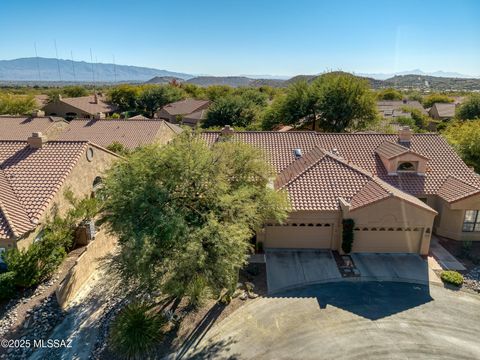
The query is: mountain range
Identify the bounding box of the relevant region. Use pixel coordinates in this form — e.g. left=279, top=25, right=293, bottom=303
left=1, top=58, right=480, bottom=91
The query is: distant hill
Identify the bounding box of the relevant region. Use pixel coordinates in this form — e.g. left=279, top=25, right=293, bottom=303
left=0, top=57, right=193, bottom=82
left=185, top=76, right=253, bottom=87
left=382, top=75, right=480, bottom=91
left=145, top=76, right=184, bottom=84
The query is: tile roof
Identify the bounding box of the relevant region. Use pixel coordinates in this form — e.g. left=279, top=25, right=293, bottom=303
left=200, top=130, right=480, bottom=209
left=128, top=114, right=150, bottom=120
left=437, top=176, right=480, bottom=203
left=161, top=99, right=210, bottom=116
left=0, top=116, right=66, bottom=140
left=0, top=140, right=90, bottom=239
left=58, top=119, right=175, bottom=149
left=377, top=100, right=427, bottom=116
left=375, top=140, right=428, bottom=160
left=51, top=95, right=117, bottom=115
left=432, top=103, right=456, bottom=118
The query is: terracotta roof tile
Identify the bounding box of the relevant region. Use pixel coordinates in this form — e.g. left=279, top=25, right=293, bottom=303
left=54, top=95, right=117, bottom=115
left=0, top=141, right=89, bottom=239
left=0, top=116, right=66, bottom=140
left=161, top=99, right=210, bottom=116
left=437, top=176, right=480, bottom=203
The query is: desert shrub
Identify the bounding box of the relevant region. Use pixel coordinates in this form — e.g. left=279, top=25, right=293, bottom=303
left=440, top=270, right=464, bottom=286
left=110, top=302, right=166, bottom=359
left=342, top=219, right=355, bottom=253
left=0, top=271, right=17, bottom=300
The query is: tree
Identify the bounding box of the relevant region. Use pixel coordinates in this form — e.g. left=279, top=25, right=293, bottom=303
left=137, top=85, right=186, bottom=117
left=109, top=85, right=141, bottom=112
left=203, top=95, right=258, bottom=128
left=444, top=120, right=480, bottom=172
left=107, top=141, right=130, bottom=156
left=0, top=94, right=36, bottom=115
left=101, top=133, right=289, bottom=304
left=205, top=85, right=233, bottom=101
left=423, top=93, right=454, bottom=108
left=456, top=94, right=480, bottom=120
left=377, top=88, right=403, bottom=101
left=63, top=86, right=89, bottom=98
left=314, top=72, right=377, bottom=132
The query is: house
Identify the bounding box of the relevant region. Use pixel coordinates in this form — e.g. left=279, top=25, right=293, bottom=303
left=0, top=133, right=120, bottom=251
left=429, top=103, right=456, bottom=121
left=0, top=115, right=69, bottom=140
left=202, top=126, right=480, bottom=255
left=58, top=118, right=182, bottom=149
left=156, top=99, right=210, bottom=126
left=42, top=94, right=117, bottom=120
left=377, top=100, right=427, bottom=119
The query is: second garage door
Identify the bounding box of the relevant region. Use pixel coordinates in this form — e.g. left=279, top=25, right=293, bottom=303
left=264, top=223, right=333, bottom=249
left=352, top=227, right=423, bottom=253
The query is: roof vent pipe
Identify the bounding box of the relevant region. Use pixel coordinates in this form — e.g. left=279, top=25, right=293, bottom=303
left=293, top=148, right=302, bottom=159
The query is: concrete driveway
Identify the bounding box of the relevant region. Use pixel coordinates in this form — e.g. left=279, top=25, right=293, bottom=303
left=187, top=282, right=480, bottom=360
left=265, top=250, right=341, bottom=293
left=351, top=253, right=436, bottom=284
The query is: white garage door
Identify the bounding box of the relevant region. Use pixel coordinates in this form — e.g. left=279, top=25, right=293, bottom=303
left=264, top=223, right=333, bottom=249
left=352, top=227, right=423, bottom=253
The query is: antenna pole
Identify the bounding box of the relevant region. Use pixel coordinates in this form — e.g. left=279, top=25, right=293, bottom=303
left=54, top=39, right=62, bottom=81
left=113, top=55, right=117, bottom=83
left=71, top=51, right=76, bottom=82
left=34, top=42, right=41, bottom=81
left=90, top=48, right=96, bottom=90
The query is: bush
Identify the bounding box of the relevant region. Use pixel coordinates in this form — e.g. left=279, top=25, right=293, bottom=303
left=110, top=302, right=166, bottom=359
left=342, top=219, right=355, bottom=253
left=440, top=270, right=464, bottom=286
left=0, top=272, right=17, bottom=300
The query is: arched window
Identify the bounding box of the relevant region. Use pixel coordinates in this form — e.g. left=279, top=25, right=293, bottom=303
left=397, top=162, right=416, bottom=172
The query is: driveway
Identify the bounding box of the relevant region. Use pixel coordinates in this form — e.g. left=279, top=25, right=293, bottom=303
left=187, top=282, right=480, bottom=360
left=265, top=250, right=341, bottom=293
left=351, top=253, right=437, bottom=284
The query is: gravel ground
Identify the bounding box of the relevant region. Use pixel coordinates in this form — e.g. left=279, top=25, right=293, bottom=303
left=464, top=266, right=480, bottom=292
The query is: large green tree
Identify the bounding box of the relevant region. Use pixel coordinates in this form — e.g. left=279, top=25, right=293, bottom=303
left=444, top=120, right=480, bottom=172
left=101, top=133, right=289, bottom=305
left=422, top=93, right=454, bottom=108
left=203, top=94, right=258, bottom=128
left=137, top=85, right=186, bottom=117
left=456, top=94, right=480, bottom=120
left=0, top=94, right=36, bottom=115
left=108, top=85, right=141, bottom=112
left=314, top=72, right=378, bottom=132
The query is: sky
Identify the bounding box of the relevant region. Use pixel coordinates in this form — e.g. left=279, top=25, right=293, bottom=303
left=0, top=0, right=479, bottom=77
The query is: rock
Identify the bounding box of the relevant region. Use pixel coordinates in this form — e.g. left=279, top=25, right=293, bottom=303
left=239, top=291, right=248, bottom=300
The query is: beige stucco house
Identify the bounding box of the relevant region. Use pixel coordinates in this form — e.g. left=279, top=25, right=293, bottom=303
left=203, top=126, right=480, bottom=255
left=428, top=102, right=456, bottom=121
left=0, top=133, right=120, bottom=251
left=42, top=94, right=117, bottom=120
left=156, top=99, right=211, bottom=127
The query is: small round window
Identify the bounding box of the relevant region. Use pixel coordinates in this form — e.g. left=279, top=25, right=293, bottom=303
left=86, top=147, right=94, bottom=162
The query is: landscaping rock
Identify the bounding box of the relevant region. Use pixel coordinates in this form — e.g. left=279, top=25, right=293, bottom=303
left=464, top=266, right=480, bottom=292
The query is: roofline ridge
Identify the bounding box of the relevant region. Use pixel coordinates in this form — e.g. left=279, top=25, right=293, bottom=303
left=0, top=170, right=31, bottom=238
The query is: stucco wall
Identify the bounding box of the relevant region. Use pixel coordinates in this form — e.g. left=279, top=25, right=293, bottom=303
left=15, top=145, right=119, bottom=251
left=43, top=101, right=92, bottom=118
left=56, top=228, right=117, bottom=308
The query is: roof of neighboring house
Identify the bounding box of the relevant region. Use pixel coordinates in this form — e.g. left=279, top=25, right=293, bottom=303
left=160, top=99, right=210, bottom=116
left=431, top=103, right=456, bottom=118
left=201, top=130, right=480, bottom=210
left=0, top=116, right=67, bottom=140
left=34, top=95, right=49, bottom=108
left=377, top=100, right=428, bottom=117
left=182, top=109, right=208, bottom=126
left=45, top=95, right=117, bottom=115
left=0, top=140, right=94, bottom=239
left=58, top=119, right=179, bottom=149
left=128, top=114, right=150, bottom=120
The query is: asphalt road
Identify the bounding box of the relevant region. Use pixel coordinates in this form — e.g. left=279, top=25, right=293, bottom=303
left=186, top=282, right=480, bottom=360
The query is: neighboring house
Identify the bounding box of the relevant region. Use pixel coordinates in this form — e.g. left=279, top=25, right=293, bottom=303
left=128, top=114, right=150, bottom=120
left=0, top=115, right=69, bottom=140
left=429, top=103, right=456, bottom=121
left=58, top=118, right=182, bottom=149
left=377, top=100, right=428, bottom=119
left=156, top=99, right=211, bottom=127
left=34, top=95, right=49, bottom=109
left=0, top=133, right=120, bottom=251
left=42, top=94, right=117, bottom=120
left=202, top=126, right=480, bottom=255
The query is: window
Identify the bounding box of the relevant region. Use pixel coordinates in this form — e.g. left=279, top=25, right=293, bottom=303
left=397, top=162, right=416, bottom=172
left=463, top=210, right=480, bottom=232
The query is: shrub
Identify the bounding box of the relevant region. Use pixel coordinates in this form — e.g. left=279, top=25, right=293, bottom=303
left=461, top=240, right=472, bottom=258
left=110, top=302, right=166, bottom=359
left=440, top=270, right=464, bottom=286
left=342, top=219, right=355, bottom=253
left=0, top=272, right=17, bottom=300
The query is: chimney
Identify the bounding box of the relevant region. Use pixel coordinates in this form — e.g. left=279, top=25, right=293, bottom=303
left=31, top=109, right=45, bottom=117
left=93, top=93, right=99, bottom=104
left=94, top=112, right=106, bottom=120
left=398, top=126, right=412, bottom=143
left=220, top=125, right=235, bottom=136
left=27, top=132, right=47, bottom=149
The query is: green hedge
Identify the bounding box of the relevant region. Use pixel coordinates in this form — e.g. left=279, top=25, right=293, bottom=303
left=440, top=270, right=464, bottom=286
left=342, top=219, right=355, bottom=254
left=0, top=271, right=17, bottom=300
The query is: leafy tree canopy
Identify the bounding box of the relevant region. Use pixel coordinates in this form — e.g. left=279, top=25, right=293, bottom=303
left=456, top=94, right=480, bottom=121
left=0, top=93, right=36, bottom=115
left=377, top=88, right=403, bottom=101
left=108, top=85, right=141, bottom=112
left=203, top=94, right=261, bottom=128
left=444, top=120, right=480, bottom=172
left=101, top=133, right=289, bottom=304
left=423, top=93, right=454, bottom=108
left=137, top=85, right=186, bottom=117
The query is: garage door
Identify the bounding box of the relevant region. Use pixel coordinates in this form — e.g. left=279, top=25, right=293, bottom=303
left=264, top=223, right=333, bottom=249
left=352, top=227, right=423, bottom=253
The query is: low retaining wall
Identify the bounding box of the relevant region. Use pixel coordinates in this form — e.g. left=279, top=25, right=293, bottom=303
left=56, top=229, right=117, bottom=308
